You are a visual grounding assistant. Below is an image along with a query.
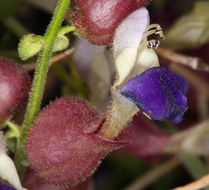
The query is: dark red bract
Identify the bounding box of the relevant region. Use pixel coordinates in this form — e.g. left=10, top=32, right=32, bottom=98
left=23, top=169, right=89, bottom=190
left=26, top=98, right=129, bottom=187
left=0, top=57, right=31, bottom=123
left=72, top=0, right=151, bottom=45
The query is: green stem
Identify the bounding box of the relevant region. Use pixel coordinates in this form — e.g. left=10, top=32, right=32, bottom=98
left=178, top=153, right=209, bottom=190
left=15, top=0, right=71, bottom=179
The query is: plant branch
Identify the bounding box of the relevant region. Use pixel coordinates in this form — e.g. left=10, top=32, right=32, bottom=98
left=156, top=47, right=209, bottom=72
left=173, top=174, right=209, bottom=190
left=123, top=158, right=180, bottom=190
left=169, top=64, right=209, bottom=99
left=23, top=47, right=74, bottom=71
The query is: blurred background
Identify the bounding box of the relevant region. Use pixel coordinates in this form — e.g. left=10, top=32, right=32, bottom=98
left=1, top=0, right=209, bottom=189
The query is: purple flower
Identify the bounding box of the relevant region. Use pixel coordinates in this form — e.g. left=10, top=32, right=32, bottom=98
left=0, top=183, right=16, bottom=190
left=118, top=67, right=188, bottom=124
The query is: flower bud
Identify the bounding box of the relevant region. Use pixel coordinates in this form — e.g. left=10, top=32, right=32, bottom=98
left=26, top=98, right=129, bottom=187
left=0, top=57, right=31, bottom=123
left=71, top=0, right=151, bottom=45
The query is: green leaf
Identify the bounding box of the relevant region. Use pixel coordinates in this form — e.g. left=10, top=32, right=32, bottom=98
left=163, top=1, right=209, bottom=50
left=52, top=35, right=69, bottom=52
left=18, top=34, right=44, bottom=61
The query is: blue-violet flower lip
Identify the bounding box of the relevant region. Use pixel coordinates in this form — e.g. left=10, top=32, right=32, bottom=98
left=0, top=183, right=16, bottom=190
left=118, top=67, right=189, bottom=124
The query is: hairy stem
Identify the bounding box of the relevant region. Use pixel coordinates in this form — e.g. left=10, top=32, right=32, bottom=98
left=15, top=0, right=71, bottom=179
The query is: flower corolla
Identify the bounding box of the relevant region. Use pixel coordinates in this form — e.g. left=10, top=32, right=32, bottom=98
left=113, top=7, right=188, bottom=124
left=113, top=7, right=164, bottom=88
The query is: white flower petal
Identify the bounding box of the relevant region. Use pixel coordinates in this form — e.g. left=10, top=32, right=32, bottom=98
left=0, top=154, right=27, bottom=190
left=73, top=38, right=105, bottom=81
left=114, top=47, right=137, bottom=87
left=88, top=51, right=113, bottom=111
left=113, top=46, right=159, bottom=88
left=113, top=7, right=150, bottom=58
left=73, top=38, right=114, bottom=111
left=131, top=45, right=160, bottom=77
left=112, top=7, right=150, bottom=87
